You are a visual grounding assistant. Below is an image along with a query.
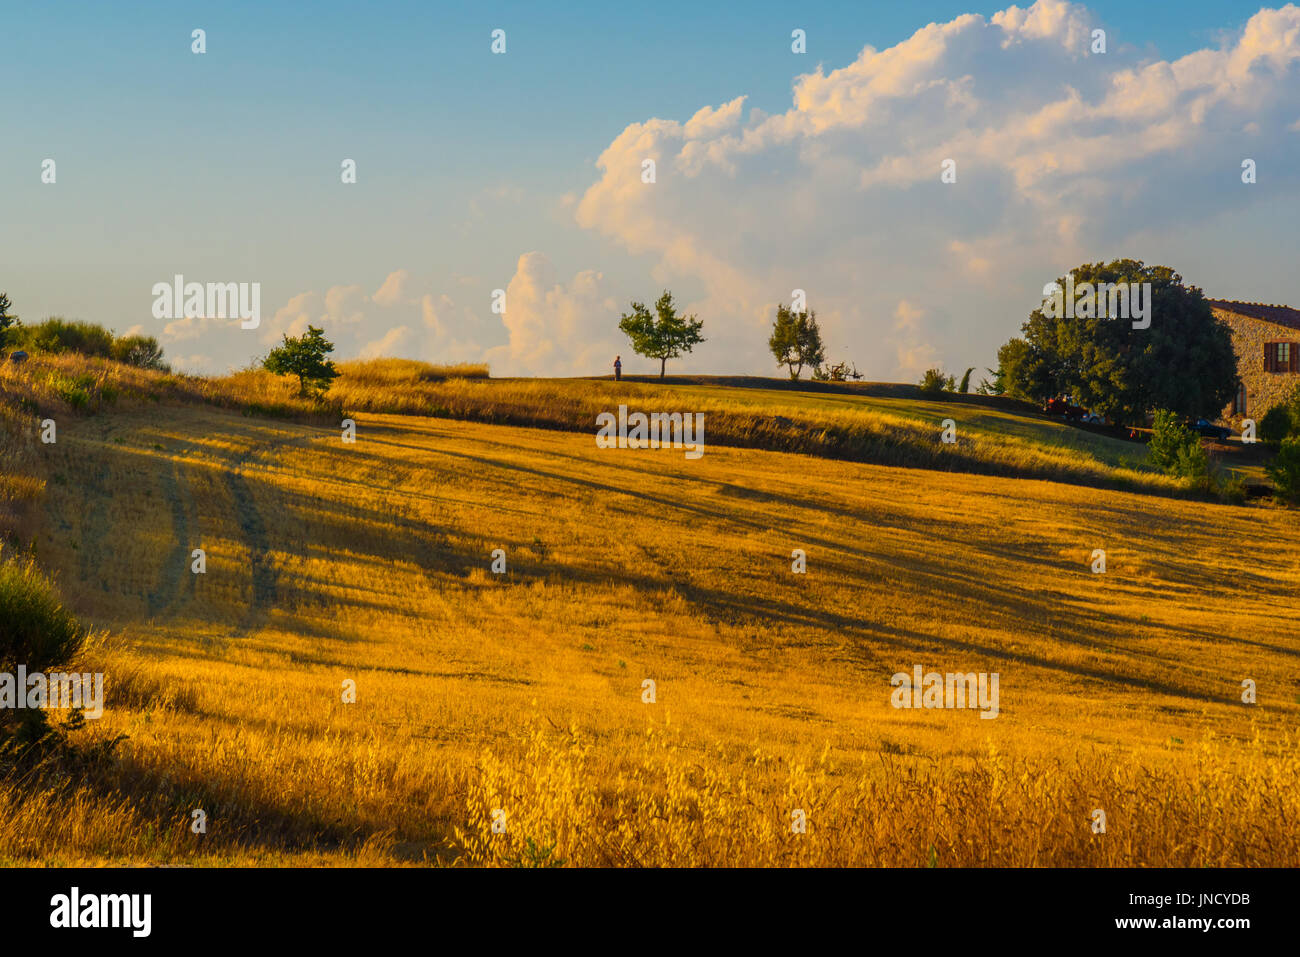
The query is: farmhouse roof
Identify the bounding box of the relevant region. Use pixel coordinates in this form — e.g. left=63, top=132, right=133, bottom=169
left=1208, top=299, right=1300, bottom=332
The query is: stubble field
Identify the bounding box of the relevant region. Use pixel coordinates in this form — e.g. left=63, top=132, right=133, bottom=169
left=4, top=385, right=1297, bottom=866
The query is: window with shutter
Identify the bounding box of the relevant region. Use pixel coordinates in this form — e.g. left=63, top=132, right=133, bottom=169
left=1264, top=342, right=1296, bottom=372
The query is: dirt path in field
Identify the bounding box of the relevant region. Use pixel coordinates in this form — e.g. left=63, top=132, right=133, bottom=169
left=46, top=412, right=327, bottom=634
left=145, top=458, right=196, bottom=617
left=206, top=423, right=326, bottom=633
left=223, top=442, right=279, bottom=631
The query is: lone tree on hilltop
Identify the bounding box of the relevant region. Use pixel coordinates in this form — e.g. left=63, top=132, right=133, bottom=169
left=618, top=291, right=705, bottom=379
left=263, top=325, right=340, bottom=397
left=769, top=303, right=826, bottom=379
left=996, top=260, right=1237, bottom=426
left=0, top=292, right=18, bottom=350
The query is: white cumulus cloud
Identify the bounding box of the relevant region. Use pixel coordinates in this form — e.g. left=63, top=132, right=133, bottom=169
left=575, top=0, right=1300, bottom=379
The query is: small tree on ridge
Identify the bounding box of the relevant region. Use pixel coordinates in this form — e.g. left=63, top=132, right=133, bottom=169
left=263, top=325, right=340, bottom=397
left=769, top=304, right=826, bottom=379
left=618, top=291, right=705, bottom=379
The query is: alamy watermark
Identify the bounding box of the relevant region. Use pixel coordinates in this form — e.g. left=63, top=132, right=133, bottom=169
left=50, top=887, right=150, bottom=937
left=152, top=274, right=260, bottom=329
left=596, top=404, right=705, bottom=459
left=0, top=666, right=104, bottom=719
left=890, top=665, right=999, bottom=719
left=1042, top=275, right=1151, bottom=329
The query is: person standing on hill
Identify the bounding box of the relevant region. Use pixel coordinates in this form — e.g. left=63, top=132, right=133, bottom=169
left=614, top=355, right=622, bottom=381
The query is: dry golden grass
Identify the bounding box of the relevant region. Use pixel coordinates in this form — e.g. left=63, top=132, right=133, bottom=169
left=458, top=721, right=1300, bottom=867
left=2, top=351, right=1196, bottom=532
left=0, top=353, right=350, bottom=539
left=2, top=391, right=1296, bottom=866
left=320, top=368, right=1188, bottom=496
left=336, top=357, right=491, bottom=384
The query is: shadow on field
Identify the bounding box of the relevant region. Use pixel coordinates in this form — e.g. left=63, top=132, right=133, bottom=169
left=36, top=409, right=1292, bottom=863
left=57, top=414, right=1289, bottom=713
left=18, top=741, right=458, bottom=863
left=266, top=421, right=1282, bottom=706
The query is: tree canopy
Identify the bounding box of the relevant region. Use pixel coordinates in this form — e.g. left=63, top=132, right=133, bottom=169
left=768, top=304, right=826, bottom=379
left=998, top=260, right=1237, bottom=425
left=617, top=291, right=705, bottom=379
left=263, top=325, right=340, bottom=397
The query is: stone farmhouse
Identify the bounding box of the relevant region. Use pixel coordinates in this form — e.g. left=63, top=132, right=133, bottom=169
left=1209, top=300, right=1300, bottom=425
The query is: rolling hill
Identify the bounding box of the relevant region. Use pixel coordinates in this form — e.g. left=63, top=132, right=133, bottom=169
left=2, top=357, right=1298, bottom=865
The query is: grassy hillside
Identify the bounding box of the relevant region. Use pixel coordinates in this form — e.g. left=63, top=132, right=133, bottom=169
left=1, top=367, right=1297, bottom=865
left=0, top=355, right=1234, bottom=507
left=258, top=359, right=1192, bottom=495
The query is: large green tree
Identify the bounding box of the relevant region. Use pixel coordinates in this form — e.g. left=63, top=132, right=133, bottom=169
left=618, top=291, right=705, bottom=379
left=999, top=260, right=1237, bottom=426
left=768, top=304, right=826, bottom=379
left=996, top=336, right=1059, bottom=404
left=263, top=325, right=340, bottom=396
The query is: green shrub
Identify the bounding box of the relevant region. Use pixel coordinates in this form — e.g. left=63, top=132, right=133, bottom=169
left=0, top=551, right=87, bottom=672
left=1175, top=439, right=1211, bottom=483
left=8, top=319, right=169, bottom=370
left=15, top=318, right=115, bottom=357
left=919, top=368, right=954, bottom=394
left=0, top=551, right=98, bottom=758
left=1266, top=437, right=1300, bottom=504
left=111, top=334, right=167, bottom=370
left=43, top=371, right=95, bottom=408
left=1149, top=410, right=1194, bottom=472
left=1258, top=404, right=1294, bottom=446
left=1175, top=436, right=1211, bottom=488
left=0, top=291, right=17, bottom=351
left=1147, top=409, right=1214, bottom=489
left=1218, top=474, right=1248, bottom=505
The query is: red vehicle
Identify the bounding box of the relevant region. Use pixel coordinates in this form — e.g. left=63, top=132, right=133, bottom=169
left=1044, top=397, right=1087, bottom=421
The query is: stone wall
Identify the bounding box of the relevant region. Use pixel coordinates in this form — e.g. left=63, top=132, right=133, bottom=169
left=1215, top=308, right=1300, bottom=425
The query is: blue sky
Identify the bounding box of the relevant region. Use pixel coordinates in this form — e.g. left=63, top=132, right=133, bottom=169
left=2, top=1, right=1297, bottom=378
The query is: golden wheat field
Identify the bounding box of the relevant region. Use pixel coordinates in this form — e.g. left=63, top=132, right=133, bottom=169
left=2, top=367, right=1298, bottom=867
